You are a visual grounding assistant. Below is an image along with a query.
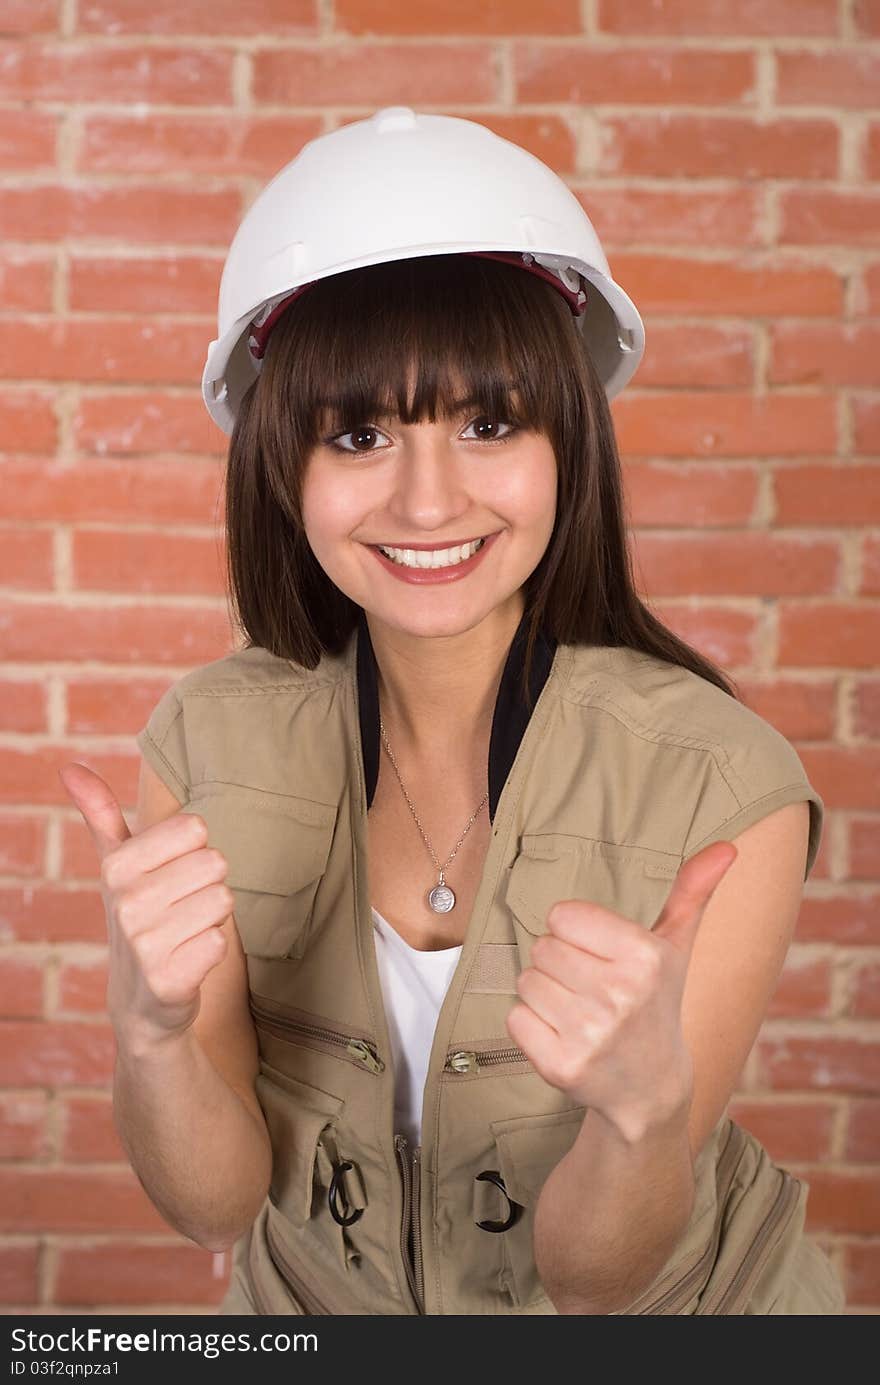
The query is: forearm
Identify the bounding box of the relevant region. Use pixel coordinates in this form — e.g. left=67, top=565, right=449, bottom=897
left=113, top=1028, right=272, bottom=1252
left=533, top=1093, right=695, bottom=1315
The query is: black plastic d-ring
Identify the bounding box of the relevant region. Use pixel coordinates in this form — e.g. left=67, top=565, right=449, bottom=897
left=328, top=1159, right=363, bottom=1227
left=474, top=1169, right=522, bottom=1232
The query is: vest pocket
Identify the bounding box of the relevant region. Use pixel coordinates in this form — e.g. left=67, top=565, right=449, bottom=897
left=504, top=832, right=681, bottom=971
left=182, top=782, right=337, bottom=959
left=254, top=1060, right=347, bottom=1227
left=481, top=1106, right=586, bottom=1310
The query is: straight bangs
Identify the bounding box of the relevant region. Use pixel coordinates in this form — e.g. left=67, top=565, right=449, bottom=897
left=258, top=252, right=586, bottom=478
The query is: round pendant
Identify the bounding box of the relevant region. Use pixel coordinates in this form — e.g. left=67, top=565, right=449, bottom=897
left=428, top=883, right=456, bottom=914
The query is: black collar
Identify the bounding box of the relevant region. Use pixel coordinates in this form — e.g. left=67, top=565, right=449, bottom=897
left=355, top=606, right=558, bottom=823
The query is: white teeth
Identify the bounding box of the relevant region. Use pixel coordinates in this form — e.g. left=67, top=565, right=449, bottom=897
left=378, top=538, right=486, bottom=569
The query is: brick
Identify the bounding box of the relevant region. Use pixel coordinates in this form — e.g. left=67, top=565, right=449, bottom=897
left=599, top=114, right=837, bottom=180
left=757, top=1035, right=880, bottom=1096
left=770, top=324, right=880, bottom=387
left=0, top=109, right=58, bottom=171
left=0, top=885, right=107, bottom=945
left=57, top=959, right=109, bottom=1017
left=78, top=0, right=317, bottom=35
left=735, top=677, right=835, bottom=743
left=72, top=529, right=225, bottom=595
left=851, top=819, right=880, bottom=882
left=0, top=1022, right=115, bottom=1087
left=863, top=536, right=880, bottom=596
left=801, top=1170, right=880, bottom=1235
left=0, top=251, right=53, bottom=311
left=624, top=460, right=759, bottom=526
left=0, top=1243, right=39, bottom=1305
left=0, top=601, right=231, bottom=668
left=630, top=323, right=753, bottom=388
left=0, top=459, right=223, bottom=525
left=796, top=894, right=880, bottom=946
left=780, top=606, right=880, bottom=672
left=646, top=601, right=757, bottom=666
left=611, top=392, right=835, bottom=457
left=613, top=251, right=842, bottom=316
left=514, top=43, right=756, bottom=105
left=0, top=528, right=53, bottom=589
left=777, top=49, right=880, bottom=110
left=779, top=189, right=880, bottom=245
left=60, top=1095, right=125, bottom=1163
left=0, top=1093, right=50, bottom=1161
left=843, top=1239, right=880, bottom=1305
left=854, top=676, right=880, bottom=739
left=69, top=254, right=220, bottom=314
left=0, top=682, right=49, bottom=735
left=54, top=1239, right=228, bottom=1306
left=0, top=812, right=45, bottom=876
left=67, top=675, right=188, bottom=737
left=855, top=0, right=880, bottom=35
left=72, top=391, right=221, bottom=456
left=0, top=41, right=231, bottom=105
left=853, top=398, right=880, bottom=454
left=0, top=185, right=240, bottom=246
left=855, top=262, right=880, bottom=316
left=0, top=1168, right=170, bottom=1233
left=337, top=0, right=579, bottom=33
left=774, top=464, right=880, bottom=524
left=580, top=184, right=763, bottom=246
left=800, top=747, right=880, bottom=811
left=845, top=1098, right=880, bottom=1161
left=631, top=531, right=839, bottom=595
left=0, top=1, right=56, bottom=34
left=848, top=959, right=880, bottom=1018
left=598, top=0, right=837, bottom=35
left=0, top=960, right=43, bottom=1020
left=727, top=1098, right=834, bottom=1163
left=0, top=320, right=207, bottom=386
left=255, top=43, right=497, bottom=105
left=766, top=953, right=833, bottom=1019
left=0, top=393, right=56, bottom=453
left=79, top=113, right=322, bottom=177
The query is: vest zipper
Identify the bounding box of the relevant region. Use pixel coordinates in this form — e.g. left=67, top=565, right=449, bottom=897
left=697, top=1166, right=801, bottom=1315
left=444, top=1043, right=530, bottom=1073
left=263, top=1212, right=336, bottom=1315
left=394, top=1133, right=425, bottom=1314
left=249, top=996, right=384, bottom=1074
left=626, top=1121, right=800, bottom=1316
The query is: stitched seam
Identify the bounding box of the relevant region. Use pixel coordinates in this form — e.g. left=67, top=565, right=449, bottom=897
left=140, top=717, right=188, bottom=798
left=686, top=782, right=811, bottom=854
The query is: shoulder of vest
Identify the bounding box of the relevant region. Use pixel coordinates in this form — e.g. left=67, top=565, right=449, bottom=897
left=170, top=643, right=348, bottom=699
left=560, top=641, right=808, bottom=793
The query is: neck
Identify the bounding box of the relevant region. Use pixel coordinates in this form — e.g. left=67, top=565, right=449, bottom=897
left=365, top=598, right=526, bottom=760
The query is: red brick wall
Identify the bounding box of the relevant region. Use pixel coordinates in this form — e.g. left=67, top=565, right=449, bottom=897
left=2, top=0, right=878, bottom=1315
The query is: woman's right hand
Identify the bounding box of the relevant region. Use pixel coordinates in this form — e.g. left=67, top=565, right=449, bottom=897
left=59, top=761, right=234, bottom=1054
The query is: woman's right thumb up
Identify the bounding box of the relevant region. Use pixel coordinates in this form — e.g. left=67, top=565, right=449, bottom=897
left=59, top=762, right=132, bottom=860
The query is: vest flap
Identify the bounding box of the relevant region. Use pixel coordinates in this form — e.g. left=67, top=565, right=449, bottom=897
left=183, top=782, right=337, bottom=895
left=504, top=832, right=680, bottom=938
left=488, top=1106, right=586, bottom=1207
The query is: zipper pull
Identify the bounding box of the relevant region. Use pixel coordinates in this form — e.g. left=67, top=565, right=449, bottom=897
left=445, top=1050, right=478, bottom=1074
left=346, top=1039, right=385, bottom=1073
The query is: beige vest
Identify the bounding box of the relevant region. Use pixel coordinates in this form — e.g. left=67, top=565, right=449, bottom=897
left=136, top=611, right=845, bottom=1315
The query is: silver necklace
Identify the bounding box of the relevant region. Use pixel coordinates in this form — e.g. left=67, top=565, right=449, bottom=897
left=379, top=714, right=489, bottom=914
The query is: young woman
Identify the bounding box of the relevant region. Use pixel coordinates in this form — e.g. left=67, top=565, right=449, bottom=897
left=61, top=107, right=846, bottom=1315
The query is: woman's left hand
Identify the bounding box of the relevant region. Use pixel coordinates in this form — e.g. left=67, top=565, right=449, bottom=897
left=504, top=840, right=738, bottom=1143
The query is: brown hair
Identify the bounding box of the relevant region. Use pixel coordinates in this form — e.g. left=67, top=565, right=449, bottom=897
left=224, top=253, right=742, bottom=712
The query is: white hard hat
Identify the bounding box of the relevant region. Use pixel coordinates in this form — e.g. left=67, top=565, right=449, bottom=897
left=202, top=105, right=646, bottom=436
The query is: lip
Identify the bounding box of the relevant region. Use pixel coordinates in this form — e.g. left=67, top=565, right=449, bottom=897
left=370, top=534, right=494, bottom=551
left=367, top=530, right=500, bottom=584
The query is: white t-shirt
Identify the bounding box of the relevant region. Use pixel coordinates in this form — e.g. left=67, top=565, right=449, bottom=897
left=371, top=906, right=463, bottom=1150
